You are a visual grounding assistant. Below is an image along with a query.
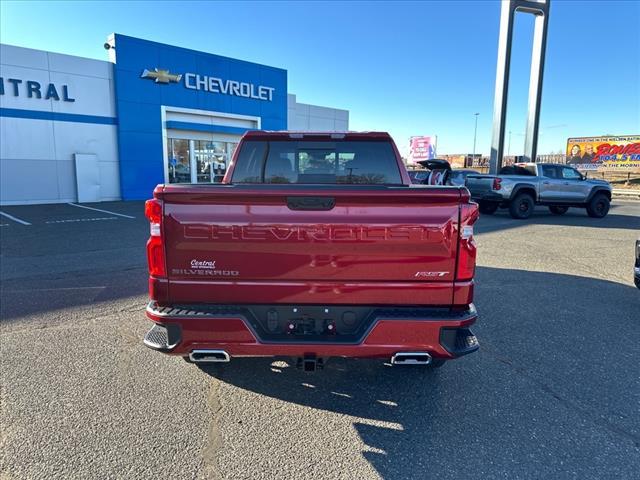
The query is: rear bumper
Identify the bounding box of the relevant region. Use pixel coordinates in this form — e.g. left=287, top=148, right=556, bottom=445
left=143, top=302, right=479, bottom=360
left=469, top=191, right=504, bottom=203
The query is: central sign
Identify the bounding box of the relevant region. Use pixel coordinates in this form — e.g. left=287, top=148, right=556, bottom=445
left=0, top=77, right=75, bottom=102
left=140, top=67, right=275, bottom=101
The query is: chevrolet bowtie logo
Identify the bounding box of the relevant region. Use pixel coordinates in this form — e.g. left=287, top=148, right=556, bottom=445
left=140, top=68, right=182, bottom=84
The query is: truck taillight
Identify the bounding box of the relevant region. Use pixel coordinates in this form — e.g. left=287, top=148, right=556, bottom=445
left=456, top=203, right=479, bottom=281
left=145, top=198, right=162, bottom=227
left=492, top=178, right=502, bottom=190
left=145, top=199, right=165, bottom=277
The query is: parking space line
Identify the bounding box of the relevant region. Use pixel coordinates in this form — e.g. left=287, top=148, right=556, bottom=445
left=5, top=286, right=106, bottom=293
left=46, top=217, right=119, bottom=224
left=67, top=203, right=136, bottom=219
left=0, top=211, right=32, bottom=225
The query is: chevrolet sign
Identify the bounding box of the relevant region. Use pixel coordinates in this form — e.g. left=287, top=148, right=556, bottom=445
left=140, top=67, right=275, bottom=101
left=184, top=73, right=275, bottom=101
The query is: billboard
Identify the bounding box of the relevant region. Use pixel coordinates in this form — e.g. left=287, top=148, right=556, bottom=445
left=566, top=135, right=640, bottom=171
left=408, top=136, right=436, bottom=165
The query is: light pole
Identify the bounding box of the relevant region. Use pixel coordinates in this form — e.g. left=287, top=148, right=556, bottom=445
left=472, top=113, right=479, bottom=166
left=508, top=130, right=512, bottom=156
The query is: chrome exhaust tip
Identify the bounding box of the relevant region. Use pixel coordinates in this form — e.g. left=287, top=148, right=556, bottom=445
left=189, top=349, right=230, bottom=363
left=390, top=352, right=432, bottom=365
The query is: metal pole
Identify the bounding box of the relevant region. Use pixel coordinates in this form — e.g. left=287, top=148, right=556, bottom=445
left=508, top=130, right=512, bottom=156
left=472, top=113, right=479, bottom=165
left=489, top=0, right=550, bottom=173
left=489, top=0, right=515, bottom=174
left=523, top=2, right=550, bottom=163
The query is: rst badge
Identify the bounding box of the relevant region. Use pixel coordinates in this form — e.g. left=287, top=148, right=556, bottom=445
left=414, top=271, right=449, bottom=278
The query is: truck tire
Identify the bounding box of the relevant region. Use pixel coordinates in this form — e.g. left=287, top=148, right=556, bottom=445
left=549, top=206, right=568, bottom=215
left=509, top=193, right=535, bottom=219
left=479, top=202, right=499, bottom=215
left=586, top=193, right=610, bottom=218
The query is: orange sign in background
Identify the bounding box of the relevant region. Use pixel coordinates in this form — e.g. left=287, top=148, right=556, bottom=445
left=566, top=135, right=640, bottom=171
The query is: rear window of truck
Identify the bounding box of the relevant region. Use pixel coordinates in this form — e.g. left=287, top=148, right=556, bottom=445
left=231, top=140, right=403, bottom=185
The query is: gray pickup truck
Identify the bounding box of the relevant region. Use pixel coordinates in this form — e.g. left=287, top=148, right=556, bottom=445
left=465, top=163, right=612, bottom=219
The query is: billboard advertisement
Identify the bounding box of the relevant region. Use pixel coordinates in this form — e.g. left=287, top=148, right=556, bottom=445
left=408, top=136, right=436, bottom=165
left=566, top=135, right=640, bottom=171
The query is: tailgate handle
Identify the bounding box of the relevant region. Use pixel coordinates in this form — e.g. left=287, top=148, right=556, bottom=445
left=287, top=196, right=336, bottom=211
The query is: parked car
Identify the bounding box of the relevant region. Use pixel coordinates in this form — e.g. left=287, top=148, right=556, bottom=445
left=407, top=159, right=450, bottom=185
left=407, top=169, right=429, bottom=184
left=450, top=169, right=480, bottom=187
left=635, top=239, right=640, bottom=289
left=410, top=161, right=478, bottom=187
left=465, top=163, right=612, bottom=219
left=143, top=131, right=480, bottom=371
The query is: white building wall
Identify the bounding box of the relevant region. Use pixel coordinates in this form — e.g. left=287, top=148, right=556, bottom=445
left=0, top=44, right=119, bottom=204
left=287, top=94, right=349, bottom=131
left=0, top=44, right=351, bottom=205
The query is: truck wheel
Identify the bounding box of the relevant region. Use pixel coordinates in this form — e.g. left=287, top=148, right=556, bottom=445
left=586, top=194, right=610, bottom=218
left=509, top=193, right=535, bottom=219
left=549, top=206, right=568, bottom=215
left=479, top=202, right=499, bottom=215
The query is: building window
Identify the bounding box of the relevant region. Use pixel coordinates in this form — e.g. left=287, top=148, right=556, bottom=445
left=167, top=138, right=238, bottom=184
left=167, top=138, right=191, bottom=184
left=194, top=141, right=235, bottom=183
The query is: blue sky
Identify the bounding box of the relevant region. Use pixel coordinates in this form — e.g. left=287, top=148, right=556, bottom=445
left=1, top=0, right=638, bottom=156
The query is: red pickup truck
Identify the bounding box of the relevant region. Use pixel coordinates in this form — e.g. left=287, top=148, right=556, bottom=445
left=143, top=131, right=479, bottom=371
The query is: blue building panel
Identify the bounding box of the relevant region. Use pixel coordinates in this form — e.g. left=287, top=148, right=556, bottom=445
left=116, top=100, right=161, bottom=133
left=117, top=131, right=165, bottom=199
left=112, top=34, right=288, bottom=200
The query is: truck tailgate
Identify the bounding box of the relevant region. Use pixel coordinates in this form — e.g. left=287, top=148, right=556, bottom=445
left=159, top=185, right=463, bottom=306
left=465, top=175, right=496, bottom=196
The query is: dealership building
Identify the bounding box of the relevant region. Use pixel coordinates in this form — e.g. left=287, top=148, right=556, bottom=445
left=0, top=34, right=349, bottom=205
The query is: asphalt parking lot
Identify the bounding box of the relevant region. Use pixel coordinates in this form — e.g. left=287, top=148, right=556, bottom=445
left=1, top=200, right=639, bottom=479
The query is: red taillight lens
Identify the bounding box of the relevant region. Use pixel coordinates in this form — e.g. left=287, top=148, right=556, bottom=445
left=147, top=236, right=166, bottom=277
left=145, top=198, right=165, bottom=277
left=145, top=199, right=162, bottom=224
left=492, top=178, right=502, bottom=190
left=456, top=203, right=479, bottom=281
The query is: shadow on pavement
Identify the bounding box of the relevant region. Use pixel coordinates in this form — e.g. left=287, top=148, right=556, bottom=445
left=0, top=201, right=149, bottom=323
left=0, top=268, right=148, bottom=323
left=199, top=267, right=640, bottom=479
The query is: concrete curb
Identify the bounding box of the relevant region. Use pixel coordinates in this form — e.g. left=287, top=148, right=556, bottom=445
left=612, top=189, right=640, bottom=200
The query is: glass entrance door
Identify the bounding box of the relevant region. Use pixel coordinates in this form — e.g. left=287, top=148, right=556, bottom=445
left=166, top=138, right=191, bottom=184
left=167, top=137, right=239, bottom=184
left=194, top=141, right=216, bottom=183
left=194, top=141, right=224, bottom=183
